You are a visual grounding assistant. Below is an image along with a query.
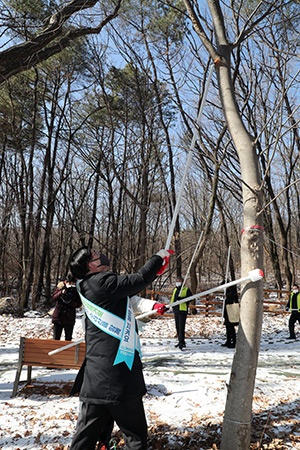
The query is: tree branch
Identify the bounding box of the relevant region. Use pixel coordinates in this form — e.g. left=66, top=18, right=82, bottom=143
left=182, top=0, right=218, bottom=61
left=0, top=0, right=122, bottom=83
left=233, top=1, right=288, bottom=47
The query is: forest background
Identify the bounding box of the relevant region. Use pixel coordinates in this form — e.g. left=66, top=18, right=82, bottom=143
left=0, top=0, right=299, bottom=313
left=0, top=1, right=299, bottom=449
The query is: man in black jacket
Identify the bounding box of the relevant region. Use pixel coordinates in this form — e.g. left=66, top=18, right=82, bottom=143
left=221, top=285, right=239, bottom=348
left=69, top=246, right=170, bottom=450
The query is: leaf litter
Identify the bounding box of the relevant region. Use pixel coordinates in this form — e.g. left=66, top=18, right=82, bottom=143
left=0, top=312, right=300, bottom=449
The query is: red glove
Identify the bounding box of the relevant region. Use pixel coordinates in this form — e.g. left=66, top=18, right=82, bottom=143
left=152, top=303, right=168, bottom=315
left=156, top=249, right=175, bottom=275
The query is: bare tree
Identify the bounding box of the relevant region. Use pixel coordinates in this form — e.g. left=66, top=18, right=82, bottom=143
left=181, top=0, right=270, bottom=448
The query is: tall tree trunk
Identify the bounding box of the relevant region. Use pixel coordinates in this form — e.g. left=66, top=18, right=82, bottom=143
left=182, top=1, right=264, bottom=447
left=209, top=8, right=264, bottom=450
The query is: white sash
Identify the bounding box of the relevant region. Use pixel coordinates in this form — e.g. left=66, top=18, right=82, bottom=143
left=77, top=281, right=141, bottom=370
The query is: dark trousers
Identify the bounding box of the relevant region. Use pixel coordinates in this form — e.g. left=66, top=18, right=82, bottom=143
left=70, top=396, right=148, bottom=450
left=289, top=313, right=300, bottom=338
left=225, top=323, right=236, bottom=345
left=174, top=311, right=187, bottom=346
left=53, top=323, right=74, bottom=341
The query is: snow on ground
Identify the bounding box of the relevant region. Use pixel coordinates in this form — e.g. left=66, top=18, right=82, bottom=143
left=0, top=311, right=300, bottom=449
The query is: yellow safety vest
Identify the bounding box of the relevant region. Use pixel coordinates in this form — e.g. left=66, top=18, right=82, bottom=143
left=171, top=286, right=189, bottom=312
left=289, top=292, right=300, bottom=312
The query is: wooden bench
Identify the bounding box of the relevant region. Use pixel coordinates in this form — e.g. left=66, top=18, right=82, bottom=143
left=12, top=337, right=86, bottom=397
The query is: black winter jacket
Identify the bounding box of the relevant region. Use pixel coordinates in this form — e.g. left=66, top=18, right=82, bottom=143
left=71, top=254, right=162, bottom=405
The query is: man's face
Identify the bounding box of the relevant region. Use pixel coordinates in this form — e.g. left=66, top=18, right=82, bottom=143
left=88, top=249, right=110, bottom=272
left=292, top=286, right=299, bottom=293
left=89, top=249, right=100, bottom=263
left=88, top=250, right=101, bottom=271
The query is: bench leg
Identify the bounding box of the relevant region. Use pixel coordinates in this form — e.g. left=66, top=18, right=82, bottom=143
left=27, top=366, right=32, bottom=384
left=12, top=337, right=25, bottom=397
left=12, top=364, right=23, bottom=397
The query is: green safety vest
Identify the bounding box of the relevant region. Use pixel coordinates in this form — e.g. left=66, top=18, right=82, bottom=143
left=289, top=292, right=300, bottom=312
left=171, top=286, right=189, bottom=312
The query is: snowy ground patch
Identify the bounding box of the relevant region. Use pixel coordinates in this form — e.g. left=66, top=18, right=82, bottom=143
left=0, top=312, right=300, bottom=449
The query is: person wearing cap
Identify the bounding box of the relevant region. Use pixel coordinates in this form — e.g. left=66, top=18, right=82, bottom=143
left=51, top=274, right=82, bottom=341
left=68, top=246, right=171, bottom=450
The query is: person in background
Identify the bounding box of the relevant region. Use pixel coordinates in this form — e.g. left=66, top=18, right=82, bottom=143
left=170, top=276, right=195, bottom=350
left=221, top=285, right=239, bottom=349
left=286, top=283, right=300, bottom=339
left=51, top=274, right=82, bottom=341
left=69, top=246, right=171, bottom=450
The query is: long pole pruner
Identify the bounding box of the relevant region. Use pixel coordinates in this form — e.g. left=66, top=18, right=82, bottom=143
left=136, top=269, right=264, bottom=321
left=49, top=66, right=215, bottom=357
left=164, top=64, right=214, bottom=251
left=49, top=269, right=264, bottom=355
